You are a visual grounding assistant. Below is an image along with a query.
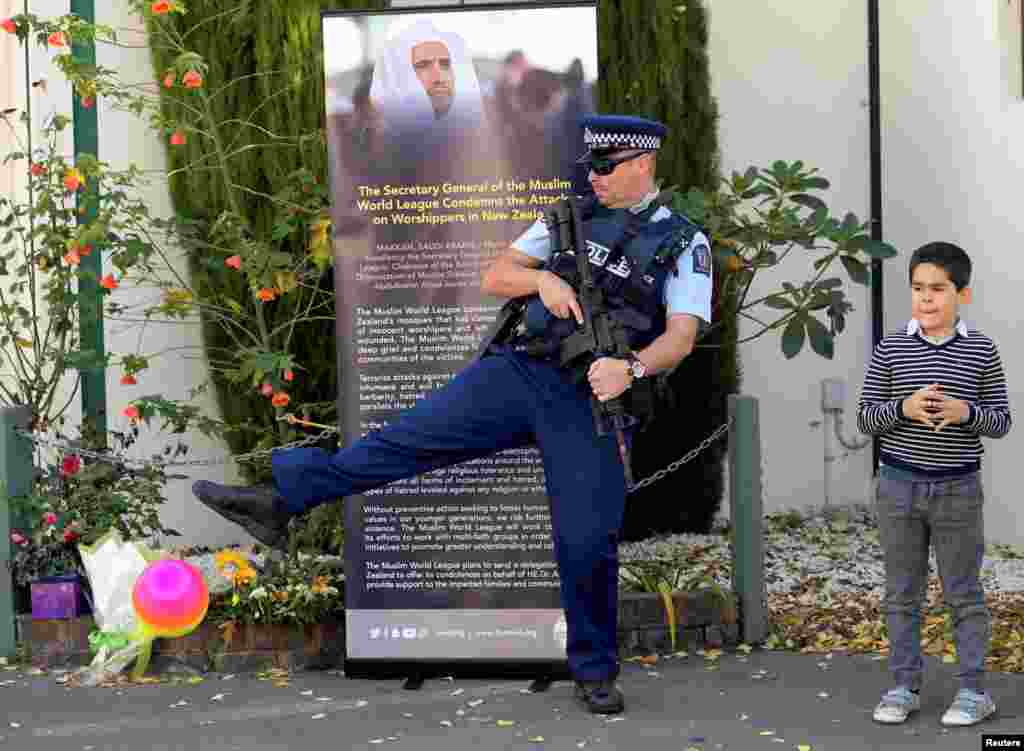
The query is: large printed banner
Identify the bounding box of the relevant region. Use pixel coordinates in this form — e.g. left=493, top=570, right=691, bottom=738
left=322, top=2, right=597, bottom=668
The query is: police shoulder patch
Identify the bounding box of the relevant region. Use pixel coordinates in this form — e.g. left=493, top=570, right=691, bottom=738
left=691, top=241, right=711, bottom=276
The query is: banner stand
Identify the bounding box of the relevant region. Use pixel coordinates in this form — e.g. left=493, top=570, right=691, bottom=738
left=324, top=2, right=598, bottom=683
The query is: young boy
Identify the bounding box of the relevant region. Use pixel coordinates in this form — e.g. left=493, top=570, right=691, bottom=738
left=857, top=241, right=1012, bottom=727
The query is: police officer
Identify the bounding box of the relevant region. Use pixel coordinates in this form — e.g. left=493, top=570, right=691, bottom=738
left=193, top=115, right=713, bottom=715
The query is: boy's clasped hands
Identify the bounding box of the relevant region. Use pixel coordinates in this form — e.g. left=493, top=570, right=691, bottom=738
left=902, top=383, right=970, bottom=432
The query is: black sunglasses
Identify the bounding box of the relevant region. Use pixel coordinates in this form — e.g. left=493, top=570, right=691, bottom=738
left=587, top=150, right=651, bottom=176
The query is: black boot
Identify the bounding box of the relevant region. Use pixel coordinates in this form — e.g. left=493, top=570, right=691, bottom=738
left=573, top=679, right=625, bottom=715
left=192, top=481, right=291, bottom=549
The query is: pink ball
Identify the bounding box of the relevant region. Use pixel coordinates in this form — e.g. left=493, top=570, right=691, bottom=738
left=132, top=559, right=209, bottom=638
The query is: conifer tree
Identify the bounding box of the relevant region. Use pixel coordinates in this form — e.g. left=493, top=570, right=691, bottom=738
left=598, top=0, right=736, bottom=537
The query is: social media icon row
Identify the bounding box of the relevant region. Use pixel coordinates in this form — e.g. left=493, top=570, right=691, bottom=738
left=368, top=626, right=429, bottom=640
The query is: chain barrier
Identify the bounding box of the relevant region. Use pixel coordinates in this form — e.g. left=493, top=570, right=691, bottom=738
left=14, top=414, right=733, bottom=492
left=627, top=417, right=732, bottom=494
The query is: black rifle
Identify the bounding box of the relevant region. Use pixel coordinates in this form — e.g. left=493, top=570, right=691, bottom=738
left=545, top=196, right=648, bottom=488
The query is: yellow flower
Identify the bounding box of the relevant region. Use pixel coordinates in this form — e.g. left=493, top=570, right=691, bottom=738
left=271, top=590, right=289, bottom=603
left=310, top=576, right=330, bottom=595
left=214, top=549, right=257, bottom=586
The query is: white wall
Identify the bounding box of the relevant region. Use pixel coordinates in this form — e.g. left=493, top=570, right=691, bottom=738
left=880, top=1, right=1024, bottom=545
left=94, top=0, right=246, bottom=548
left=706, top=1, right=876, bottom=518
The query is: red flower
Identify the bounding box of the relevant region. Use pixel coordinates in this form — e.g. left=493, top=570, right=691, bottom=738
left=10, top=532, right=27, bottom=546
left=30, top=163, right=45, bottom=176
left=123, top=405, right=140, bottom=421
left=63, top=249, right=81, bottom=267
left=44, top=512, right=58, bottom=526
left=256, top=287, right=278, bottom=302
left=47, top=31, right=66, bottom=47
left=170, top=130, right=186, bottom=146
left=163, top=72, right=175, bottom=88
left=1, top=19, right=16, bottom=34
left=120, top=374, right=137, bottom=385
left=63, top=529, right=79, bottom=544
left=100, top=274, right=118, bottom=290
left=78, top=242, right=93, bottom=257
left=182, top=70, right=202, bottom=89
left=61, top=454, right=82, bottom=477
left=151, top=1, right=173, bottom=14
left=225, top=255, right=241, bottom=270
left=271, top=392, right=290, bottom=408
left=63, top=168, right=84, bottom=192
left=260, top=382, right=273, bottom=397
left=81, top=96, right=95, bottom=109
left=284, top=369, right=294, bottom=382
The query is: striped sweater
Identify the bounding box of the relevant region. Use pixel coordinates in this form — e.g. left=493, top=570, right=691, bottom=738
left=857, top=321, right=1012, bottom=475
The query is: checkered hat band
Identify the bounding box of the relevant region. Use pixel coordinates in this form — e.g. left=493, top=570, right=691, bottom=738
left=584, top=129, right=661, bottom=150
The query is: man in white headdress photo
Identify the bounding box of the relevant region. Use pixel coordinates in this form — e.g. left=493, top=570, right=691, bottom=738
left=369, top=19, right=487, bottom=138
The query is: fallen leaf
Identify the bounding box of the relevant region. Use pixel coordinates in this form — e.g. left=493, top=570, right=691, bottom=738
left=211, top=693, right=227, bottom=702
left=311, top=713, right=326, bottom=720
left=759, top=730, right=775, bottom=736
left=355, top=699, right=369, bottom=708
left=798, top=745, right=813, bottom=751
left=369, top=740, right=384, bottom=745
left=300, top=690, right=314, bottom=696
left=529, top=737, right=545, bottom=743
left=187, top=676, right=204, bottom=684
left=440, top=720, right=453, bottom=727
left=402, top=713, right=414, bottom=718
left=467, top=699, right=484, bottom=708
left=737, top=643, right=753, bottom=653
left=316, top=697, right=333, bottom=701
left=496, top=720, right=515, bottom=727
left=450, top=688, right=465, bottom=696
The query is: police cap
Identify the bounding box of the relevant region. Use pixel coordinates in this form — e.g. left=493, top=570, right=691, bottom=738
left=576, top=115, right=667, bottom=163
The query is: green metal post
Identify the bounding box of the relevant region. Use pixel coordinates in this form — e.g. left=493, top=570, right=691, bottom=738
left=71, top=0, right=107, bottom=444
left=0, top=407, right=34, bottom=657
left=728, top=395, right=767, bottom=644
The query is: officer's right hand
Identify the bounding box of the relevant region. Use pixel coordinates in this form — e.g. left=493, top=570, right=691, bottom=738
left=901, top=383, right=943, bottom=429
left=537, top=271, right=583, bottom=325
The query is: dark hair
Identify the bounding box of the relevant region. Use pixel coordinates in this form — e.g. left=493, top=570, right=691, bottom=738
left=908, top=242, right=971, bottom=290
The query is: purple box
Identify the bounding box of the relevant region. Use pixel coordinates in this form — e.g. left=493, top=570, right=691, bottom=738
left=30, top=576, right=87, bottom=620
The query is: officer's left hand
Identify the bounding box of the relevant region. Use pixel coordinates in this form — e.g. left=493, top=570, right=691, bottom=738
left=588, top=357, right=632, bottom=402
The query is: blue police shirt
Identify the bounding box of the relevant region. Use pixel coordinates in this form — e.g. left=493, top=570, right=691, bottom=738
left=510, top=193, right=713, bottom=325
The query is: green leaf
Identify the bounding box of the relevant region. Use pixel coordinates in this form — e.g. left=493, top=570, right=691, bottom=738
left=789, top=193, right=827, bottom=212
left=741, top=185, right=775, bottom=200
left=806, top=315, right=834, bottom=359
left=813, top=278, right=843, bottom=290
left=840, top=255, right=870, bottom=285
left=781, top=316, right=805, bottom=359
left=762, top=294, right=793, bottom=310
left=861, top=239, right=899, bottom=259
left=802, top=176, right=830, bottom=190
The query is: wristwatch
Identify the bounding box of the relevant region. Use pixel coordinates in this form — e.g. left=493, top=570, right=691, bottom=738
left=624, top=354, right=648, bottom=380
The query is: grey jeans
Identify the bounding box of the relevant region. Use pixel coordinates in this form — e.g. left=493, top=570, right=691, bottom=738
left=874, top=469, right=990, bottom=692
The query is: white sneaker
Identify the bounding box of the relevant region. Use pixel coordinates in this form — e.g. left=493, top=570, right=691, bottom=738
left=941, top=689, right=996, bottom=727
left=872, top=686, right=920, bottom=724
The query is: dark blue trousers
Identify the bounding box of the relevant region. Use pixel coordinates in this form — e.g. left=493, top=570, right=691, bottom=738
left=272, top=344, right=632, bottom=680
